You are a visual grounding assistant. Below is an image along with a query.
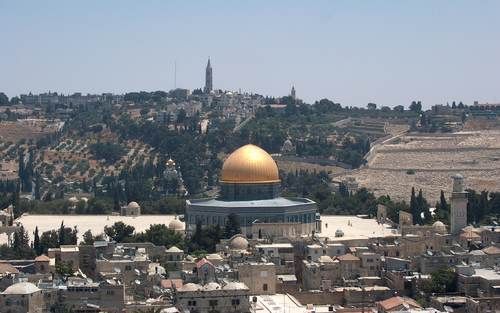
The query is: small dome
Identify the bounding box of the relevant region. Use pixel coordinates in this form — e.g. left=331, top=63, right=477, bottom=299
left=68, top=196, right=78, bottom=203
left=2, top=282, right=40, bottom=294
left=229, top=235, right=248, bottom=250
left=166, top=246, right=183, bottom=253
left=223, top=282, right=248, bottom=290
left=432, top=221, right=447, bottom=234
left=203, top=282, right=221, bottom=291
left=35, top=254, right=50, bottom=262
left=318, top=255, right=334, bottom=263
left=179, top=283, right=200, bottom=292
left=206, top=253, right=223, bottom=260
left=127, top=201, right=140, bottom=210
left=168, top=219, right=185, bottom=231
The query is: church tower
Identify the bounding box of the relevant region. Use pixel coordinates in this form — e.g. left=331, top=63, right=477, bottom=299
left=204, top=58, right=213, bottom=93
left=290, top=85, right=296, bottom=100
left=450, top=174, right=468, bottom=234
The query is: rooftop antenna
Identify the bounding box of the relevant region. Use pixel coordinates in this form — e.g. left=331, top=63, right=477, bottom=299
left=174, top=60, right=177, bottom=89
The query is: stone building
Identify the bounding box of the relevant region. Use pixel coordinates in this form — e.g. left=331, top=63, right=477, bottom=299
left=175, top=281, right=250, bottom=313
left=450, top=174, right=468, bottom=235
left=237, top=262, right=276, bottom=295
left=48, top=245, right=80, bottom=272
left=255, top=243, right=295, bottom=275
left=0, top=282, right=45, bottom=313
left=121, top=201, right=141, bottom=216
left=57, top=277, right=125, bottom=313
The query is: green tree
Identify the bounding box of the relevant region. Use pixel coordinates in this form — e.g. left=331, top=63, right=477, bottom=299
left=104, top=221, right=135, bottom=242
left=224, top=213, right=242, bottom=238
left=81, top=229, right=95, bottom=245
left=55, top=261, right=74, bottom=277
left=34, top=226, right=42, bottom=256
left=410, top=100, right=422, bottom=113
left=421, top=268, right=457, bottom=294
left=418, top=189, right=432, bottom=224
left=133, top=224, right=184, bottom=248
left=410, top=187, right=419, bottom=224
left=40, top=230, right=59, bottom=254
left=0, top=92, right=9, bottom=105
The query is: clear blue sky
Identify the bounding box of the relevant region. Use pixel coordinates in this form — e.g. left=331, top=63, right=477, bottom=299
left=1, top=1, right=499, bottom=107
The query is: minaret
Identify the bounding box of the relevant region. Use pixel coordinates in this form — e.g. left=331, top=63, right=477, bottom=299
left=204, top=58, right=213, bottom=93
left=290, top=85, right=296, bottom=100
left=450, top=174, right=468, bottom=234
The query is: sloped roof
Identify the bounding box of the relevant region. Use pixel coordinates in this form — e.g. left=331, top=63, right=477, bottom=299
left=377, top=296, right=421, bottom=310
left=161, top=279, right=183, bottom=289
left=483, top=246, right=500, bottom=255
left=0, top=263, right=19, bottom=275
left=337, top=253, right=360, bottom=261
left=166, top=246, right=183, bottom=253
left=2, top=282, right=40, bottom=294
left=196, top=258, right=214, bottom=269
left=35, top=254, right=50, bottom=262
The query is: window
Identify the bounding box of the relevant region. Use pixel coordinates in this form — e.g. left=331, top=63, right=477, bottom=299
left=263, top=284, right=268, bottom=291
left=232, top=299, right=240, bottom=306
left=209, top=300, right=218, bottom=306
left=125, top=265, right=132, bottom=271
left=188, top=300, right=197, bottom=306
left=106, top=290, right=114, bottom=295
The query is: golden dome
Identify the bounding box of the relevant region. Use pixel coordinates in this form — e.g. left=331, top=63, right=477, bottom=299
left=220, top=144, right=280, bottom=184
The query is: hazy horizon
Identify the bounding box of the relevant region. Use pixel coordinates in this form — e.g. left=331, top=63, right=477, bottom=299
left=1, top=1, right=500, bottom=108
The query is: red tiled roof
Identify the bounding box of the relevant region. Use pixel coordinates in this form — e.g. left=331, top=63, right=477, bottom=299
left=161, top=279, right=183, bottom=289
left=482, top=246, right=500, bottom=255
left=377, top=296, right=420, bottom=311
left=0, top=263, right=20, bottom=275
left=196, top=258, right=214, bottom=269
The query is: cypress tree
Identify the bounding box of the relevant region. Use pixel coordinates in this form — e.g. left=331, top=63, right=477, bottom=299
left=34, top=226, right=41, bottom=255
left=410, top=187, right=418, bottom=224
left=58, top=221, right=65, bottom=246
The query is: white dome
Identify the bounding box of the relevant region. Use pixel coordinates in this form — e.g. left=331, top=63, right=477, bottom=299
left=229, top=235, right=248, bottom=250
left=168, top=219, right=185, bottom=231
left=318, top=255, right=334, bottom=263
left=180, top=283, right=200, bottom=291
left=68, top=196, right=78, bottom=203
left=433, top=221, right=447, bottom=233
left=127, top=201, right=140, bottom=210
left=203, top=282, right=221, bottom=291
left=2, top=282, right=40, bottom=294
left=223, top=282, right=248, bottom=290
left=206, top=253, right=223, bottom=260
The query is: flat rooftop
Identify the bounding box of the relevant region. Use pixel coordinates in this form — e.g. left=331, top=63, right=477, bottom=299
left=473, top=268, right=500, bottom=281
left=253, top=294, right=337, bottom=313
left=9, top=214, right=180, bottom=244
left=187, top=197, right=315, bottom=208
left=320, top=215, right=397, bottom=241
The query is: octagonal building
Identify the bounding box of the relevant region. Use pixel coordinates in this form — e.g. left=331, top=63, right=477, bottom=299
left=186, top=144, right=318, bottom=237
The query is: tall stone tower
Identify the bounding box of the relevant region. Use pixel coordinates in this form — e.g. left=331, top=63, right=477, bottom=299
left=290, top=85, right=296, bottom=100
left=450, top=174, right=468, bottom=235
left=204, top=58, right=213, bottom=93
